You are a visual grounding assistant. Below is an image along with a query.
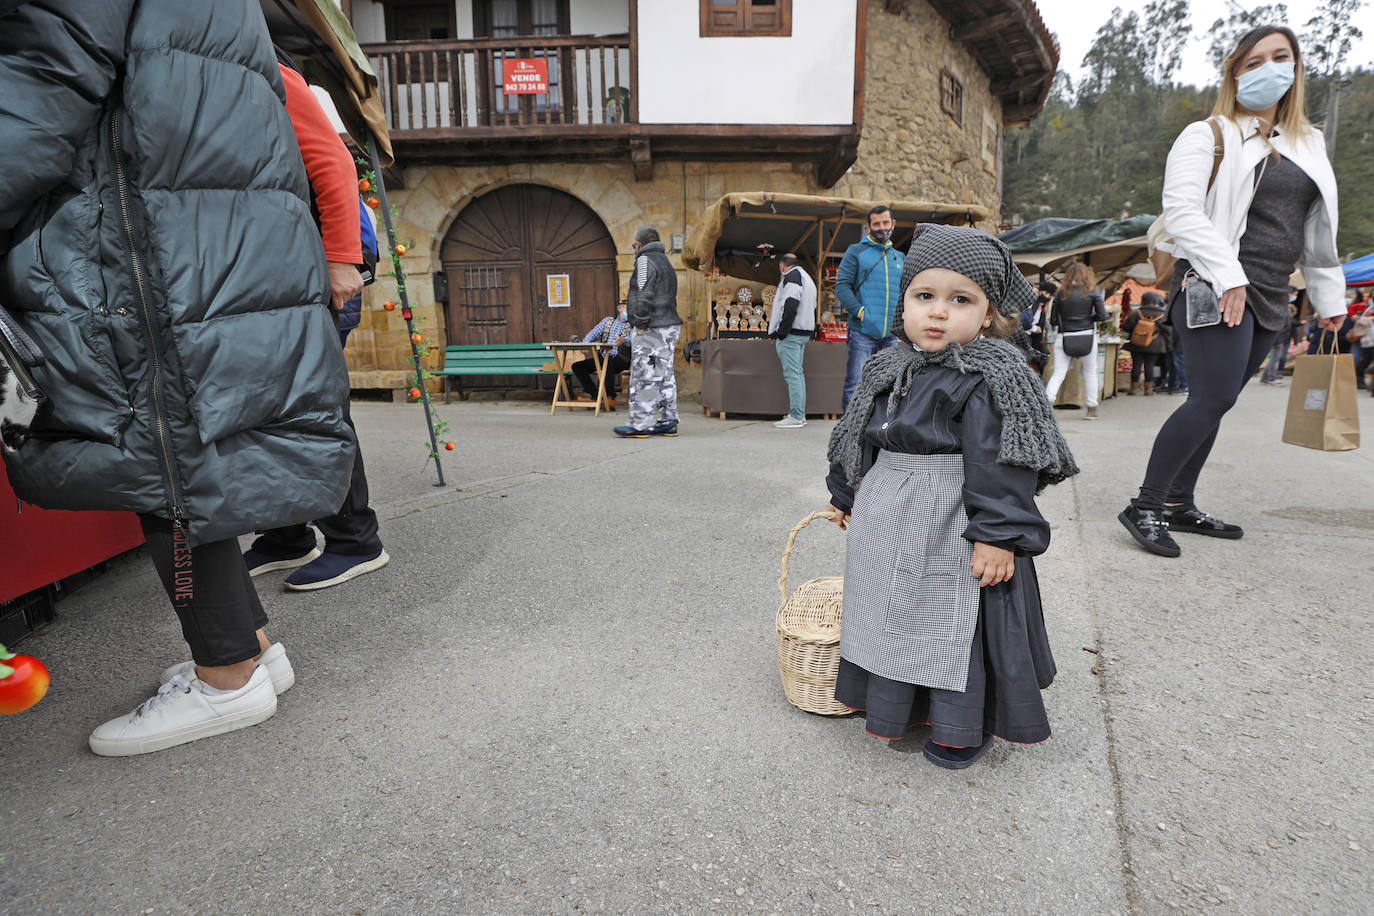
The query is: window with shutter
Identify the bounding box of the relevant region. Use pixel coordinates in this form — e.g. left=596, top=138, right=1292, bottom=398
left=700, top=0, right=791, bottom=37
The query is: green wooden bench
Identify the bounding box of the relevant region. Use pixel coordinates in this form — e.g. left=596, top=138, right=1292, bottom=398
left=433, top=344, right=570, bottom=403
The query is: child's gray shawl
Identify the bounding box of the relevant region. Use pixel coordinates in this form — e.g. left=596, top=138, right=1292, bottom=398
left=826, top=338, right=1079, bottom=494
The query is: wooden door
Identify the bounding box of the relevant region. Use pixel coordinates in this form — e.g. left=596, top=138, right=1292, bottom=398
left=441, top=184, right=618, bottom=352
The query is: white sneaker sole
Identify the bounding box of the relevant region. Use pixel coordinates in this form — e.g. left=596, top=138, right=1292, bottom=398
left=283, top=550, right=390, bottom=592
left=88, top=693, right=277, bottom=757
left=248, top=547, right=322, bottom=577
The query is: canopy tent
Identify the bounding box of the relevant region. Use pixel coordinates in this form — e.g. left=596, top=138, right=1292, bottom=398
left=258, top=0, right=446, bottom=483
left=260, top=0, right=393, bottom=166
left=1342, top=252, right=1374, bottom=287
left=999, top=215, right=1156, bottom=289
left=682, top=193, right=990, bottom=284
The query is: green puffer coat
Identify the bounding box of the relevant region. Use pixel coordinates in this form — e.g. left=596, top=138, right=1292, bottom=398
left=0, top=0, right=355, bottom=546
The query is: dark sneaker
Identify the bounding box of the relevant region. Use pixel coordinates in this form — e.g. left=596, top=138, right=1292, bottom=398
left=613, top=425, right=650, bottom=438
left=1118, top=506, right=1181, bottom=557
left=284, top=549, right=390, bottom=591
left=923, top=735, right=993, bottom=769
left=648, top=420, right=679, bottom=437
left=242, top=546, right=321, bottom=577
left=1164, top=506, right=1243, bottom=540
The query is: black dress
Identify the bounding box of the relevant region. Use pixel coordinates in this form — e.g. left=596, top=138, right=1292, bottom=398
left=825, top=366, right=1057, bottom=747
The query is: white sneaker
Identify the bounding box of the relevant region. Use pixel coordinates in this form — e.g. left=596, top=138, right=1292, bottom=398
left=89, top=666, right=277, bottom=757
left=774, top=416, right=807, bottom=428
left=159, top=642, right=295, bottom=696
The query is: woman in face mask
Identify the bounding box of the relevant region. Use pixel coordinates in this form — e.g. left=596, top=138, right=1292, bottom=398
left=1120, top=25, right=1346, bottom=558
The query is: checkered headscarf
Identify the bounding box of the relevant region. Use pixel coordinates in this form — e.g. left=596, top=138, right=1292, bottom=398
left=897, top=224, right=1036, bottom=321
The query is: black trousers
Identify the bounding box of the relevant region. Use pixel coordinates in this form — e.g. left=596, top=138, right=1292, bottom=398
left=1134, top=304, right=1277, bottom=510
left=140, top=516, right=264, bottom=667
left=251, top=327, right=381, bottom=558
left=1129, top=352, right=1160, bottom=382
left=572, top=351, right=631, bottom=398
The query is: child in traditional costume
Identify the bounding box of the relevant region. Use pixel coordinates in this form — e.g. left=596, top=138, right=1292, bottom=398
left=823, top=224, right=1079, bottom=769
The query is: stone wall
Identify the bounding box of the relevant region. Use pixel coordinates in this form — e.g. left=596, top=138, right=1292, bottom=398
left=346, top=159, right=817, bottom=389
left=831, top=0, right=1003, bottom=230
left=348, top=0, right=1009, bottom=389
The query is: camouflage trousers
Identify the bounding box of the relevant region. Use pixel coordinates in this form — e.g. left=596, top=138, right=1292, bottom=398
left=628, top=325, right=680, bottom=429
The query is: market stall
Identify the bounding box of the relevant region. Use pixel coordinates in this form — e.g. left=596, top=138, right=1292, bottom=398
left=683, top=193, right=988, bottom=417
left=999, top=216, right=1161, bottom=406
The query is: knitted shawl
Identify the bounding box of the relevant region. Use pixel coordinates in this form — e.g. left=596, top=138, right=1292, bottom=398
left=827, top=338, right=1079, bottom=494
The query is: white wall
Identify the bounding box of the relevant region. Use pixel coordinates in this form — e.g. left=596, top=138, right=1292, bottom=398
left=350, top=0, right=384, bottom=43
left=635, top=0, right=855, bottom=125
left=571, top=1, right=630, bottom=36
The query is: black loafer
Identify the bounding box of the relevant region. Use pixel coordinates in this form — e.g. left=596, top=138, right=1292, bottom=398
left=1164, top=506, right=1243, bottom=539
left=1118, top=506, right=1181, bottom=557
left=923, top=735, right=993, bottom=769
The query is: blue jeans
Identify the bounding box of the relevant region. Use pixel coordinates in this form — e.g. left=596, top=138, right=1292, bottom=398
left=774, top=334, right=807, bottom=418
left=843, top=331, right=898, bottom=409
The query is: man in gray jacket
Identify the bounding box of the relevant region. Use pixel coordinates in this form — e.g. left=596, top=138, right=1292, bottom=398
left=616, top=227, right=683, bottom=437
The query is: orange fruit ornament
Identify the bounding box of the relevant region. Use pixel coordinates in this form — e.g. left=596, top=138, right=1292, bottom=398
left=411, top=333, right=423, bottom=344
left=444, top=441, right=455, bottom=451
left=366, top=197, right=380, bottom=209
left=383, top=301, right=396, bottom=311
left=394, top=243, right=407, bottom=256
left=358, top=178, right=371, bottom=192
left=408, top=387, right=421, bottom=399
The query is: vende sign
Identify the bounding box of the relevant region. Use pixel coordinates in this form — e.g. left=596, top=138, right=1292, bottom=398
left=503, top=59, right=548, bottom=95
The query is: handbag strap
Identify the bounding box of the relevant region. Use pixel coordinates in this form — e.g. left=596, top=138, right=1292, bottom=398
left=1206, top=117, right=1225, bottom=192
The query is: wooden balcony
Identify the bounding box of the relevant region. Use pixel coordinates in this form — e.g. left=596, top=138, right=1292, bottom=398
left=361, top=35, right=858, bottom=182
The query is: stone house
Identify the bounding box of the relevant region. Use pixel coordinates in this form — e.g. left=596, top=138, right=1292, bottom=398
left=336, top=0, right=1057, bottom=391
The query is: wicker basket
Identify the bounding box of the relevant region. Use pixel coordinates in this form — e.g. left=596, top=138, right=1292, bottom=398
left=775, top=510, right=849, bottom=716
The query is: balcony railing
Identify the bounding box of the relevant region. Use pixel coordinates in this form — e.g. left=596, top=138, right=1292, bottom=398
left=362, top=36, right=633, bottom=135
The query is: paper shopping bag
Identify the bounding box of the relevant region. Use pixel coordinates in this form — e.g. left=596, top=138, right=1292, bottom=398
left=1282, top=353, right=1360, bottom=451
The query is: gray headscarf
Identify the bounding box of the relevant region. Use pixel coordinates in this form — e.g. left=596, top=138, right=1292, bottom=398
left=827, top=224, right=1078, bottom=495
left=895, top=224, right=1037, bottom=326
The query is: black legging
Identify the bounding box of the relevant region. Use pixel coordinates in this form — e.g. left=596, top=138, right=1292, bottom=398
left=1134, top=303, right=1278, bottom=510
left=140, top=516, right=265, bottom=667
left=1129, top=352, right=1160, bottom=383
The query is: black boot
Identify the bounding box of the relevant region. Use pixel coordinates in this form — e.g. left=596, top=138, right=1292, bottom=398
left=1118, top=505, right=1181, bottom=557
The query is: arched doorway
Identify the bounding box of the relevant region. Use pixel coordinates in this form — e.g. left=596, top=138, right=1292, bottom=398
left=439, top=185, right=619, bottom=347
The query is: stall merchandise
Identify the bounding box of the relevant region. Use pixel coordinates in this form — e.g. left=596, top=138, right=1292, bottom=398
left=685, top=193, right=987, bottom=416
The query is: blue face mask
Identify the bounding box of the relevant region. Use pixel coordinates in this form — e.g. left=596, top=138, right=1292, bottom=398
left=1236, top=60, right=1295, bottom=111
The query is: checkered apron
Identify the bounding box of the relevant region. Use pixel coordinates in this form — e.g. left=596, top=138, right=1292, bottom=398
left=840, top=450, right=980, bottom=692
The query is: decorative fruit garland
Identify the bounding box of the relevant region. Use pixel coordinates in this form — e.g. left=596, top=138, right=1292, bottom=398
left=0, top=644, right=49, bottom=715
left=361, top=169, right=455, bottom=476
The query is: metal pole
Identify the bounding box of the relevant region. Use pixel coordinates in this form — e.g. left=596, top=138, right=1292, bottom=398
left=366, top=134, right=447, bottom=487
left=1324, top=79, right=1344, bottom=159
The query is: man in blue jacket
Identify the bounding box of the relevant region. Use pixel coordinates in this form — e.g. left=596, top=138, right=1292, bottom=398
left=836, top=206, right=904, bottom=408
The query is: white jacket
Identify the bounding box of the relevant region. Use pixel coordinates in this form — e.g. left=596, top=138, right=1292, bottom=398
left=1158, top=116, right=1344, bottom=320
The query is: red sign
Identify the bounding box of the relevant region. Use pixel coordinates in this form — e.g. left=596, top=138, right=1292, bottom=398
left=503, top=58, right=549, bottom=95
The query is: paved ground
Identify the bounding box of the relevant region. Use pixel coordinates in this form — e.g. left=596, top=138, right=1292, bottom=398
left=2, top=380, right=1372, bottom=914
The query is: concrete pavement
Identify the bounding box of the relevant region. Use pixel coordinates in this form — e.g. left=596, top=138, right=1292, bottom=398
left=1, top=380, right=1371, bottom=914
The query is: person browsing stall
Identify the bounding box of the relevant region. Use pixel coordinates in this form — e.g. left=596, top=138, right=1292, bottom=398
left=615, top=226, right=683, bottom=438
left=836, top=206, right=905, bottom=409
left=769, top=253, right=817, bottom=429
left=823, top=225, right=1078, bottom=770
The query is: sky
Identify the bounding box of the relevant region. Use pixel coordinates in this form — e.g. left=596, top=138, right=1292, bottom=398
left=1032, top=0, right=1374, bottom=89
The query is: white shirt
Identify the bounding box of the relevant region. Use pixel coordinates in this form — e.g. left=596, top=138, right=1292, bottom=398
left=1158, top=116, right=1344, bottom=320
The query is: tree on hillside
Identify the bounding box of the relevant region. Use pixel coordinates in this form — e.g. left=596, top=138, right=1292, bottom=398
left=1140, top=0, right=1192, bottom=88
left=1303, top=0, right=1367, bottom=79
left=1205, top=3, right=1291, bottom=70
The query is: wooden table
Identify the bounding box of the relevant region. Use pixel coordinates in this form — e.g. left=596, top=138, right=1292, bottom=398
left=545, top=341, right=613, bottom=415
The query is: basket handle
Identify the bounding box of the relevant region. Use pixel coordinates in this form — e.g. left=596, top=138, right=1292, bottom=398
left=778, top=510, right=842, bottom=612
